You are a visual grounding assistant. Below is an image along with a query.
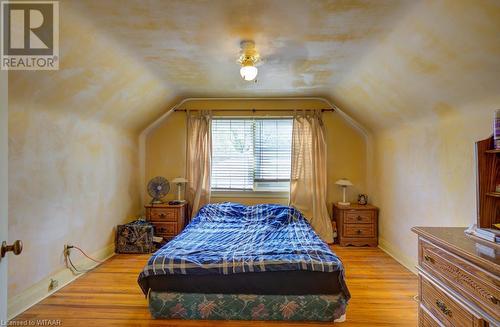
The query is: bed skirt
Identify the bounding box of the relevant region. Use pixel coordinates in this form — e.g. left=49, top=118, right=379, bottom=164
left=149, top=291, right=348, bottom=322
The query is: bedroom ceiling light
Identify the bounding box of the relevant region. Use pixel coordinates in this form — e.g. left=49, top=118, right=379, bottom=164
left=238, top=40, right=260, bottom=81
left=240, top=62, right=258, bottom=81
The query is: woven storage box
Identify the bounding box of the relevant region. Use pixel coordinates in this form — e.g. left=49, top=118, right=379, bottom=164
left=116, top=220, right=154, bottom=253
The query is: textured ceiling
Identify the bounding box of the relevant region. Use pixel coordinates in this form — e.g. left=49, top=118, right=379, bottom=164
left=70, top=0, right=410, bottom=97
left=9, top=0, right=500, bottom=131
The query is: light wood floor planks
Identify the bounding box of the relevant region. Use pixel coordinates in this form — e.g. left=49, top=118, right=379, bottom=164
left=13, top=246, right=417, bottom=326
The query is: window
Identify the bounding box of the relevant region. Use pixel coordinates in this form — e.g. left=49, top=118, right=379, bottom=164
left=211, top=118, right=293, bottom=193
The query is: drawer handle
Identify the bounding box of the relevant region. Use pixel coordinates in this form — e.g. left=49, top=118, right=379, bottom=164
left=159, top=213, right=166, bottom=218
left=423, top=255, right=435, bottom=264
left=435, top=300, right=452, bottom=317
left=489, top=295, right=499, bottom=305
left=356, top=229, right=362, bottom=234
left=357, top=216, right=362, bottom=221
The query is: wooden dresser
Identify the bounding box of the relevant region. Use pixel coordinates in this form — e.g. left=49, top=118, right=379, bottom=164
left=333, top=203, right=378, bottom=247
left=145, top=203, right=187, bottom=242
left=412, top=227, right=500, bottom=327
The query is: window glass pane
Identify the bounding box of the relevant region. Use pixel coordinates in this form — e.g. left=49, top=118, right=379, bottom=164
left=211, top=119, right=254, bottom=190
left=211, top=118, right=292, bottom=192
left=254, top=119, right=292, bottom=182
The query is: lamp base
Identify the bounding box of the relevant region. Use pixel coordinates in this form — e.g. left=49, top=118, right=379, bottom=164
left=337, top=201, right=351, bottom=206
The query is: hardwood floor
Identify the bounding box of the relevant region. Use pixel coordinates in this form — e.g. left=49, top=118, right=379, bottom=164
left=13, top=246, right=417, bottom=326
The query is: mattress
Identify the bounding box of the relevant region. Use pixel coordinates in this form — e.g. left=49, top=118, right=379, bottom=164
left=145, top=270, right=342, bottom=295
left=138, top=203, right=350, bottom=299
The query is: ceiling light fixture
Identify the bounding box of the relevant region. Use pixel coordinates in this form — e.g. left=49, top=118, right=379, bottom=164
left=238, top=40, right=260, bottom=82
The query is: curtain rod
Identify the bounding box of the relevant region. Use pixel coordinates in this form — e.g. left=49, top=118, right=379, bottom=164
left=174, top=108, right=335, bottom=112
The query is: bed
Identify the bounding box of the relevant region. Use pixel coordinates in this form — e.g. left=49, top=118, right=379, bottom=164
left=138, top=202, right=350, bottom=322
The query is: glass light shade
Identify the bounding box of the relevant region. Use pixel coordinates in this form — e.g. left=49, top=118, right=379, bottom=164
left=240, top=65, right=258, bottom=81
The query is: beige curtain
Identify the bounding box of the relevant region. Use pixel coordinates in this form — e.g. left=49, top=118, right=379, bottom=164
left=289, top=111, right=333, bottom=243
left=186, top=111, right=211, bottom=217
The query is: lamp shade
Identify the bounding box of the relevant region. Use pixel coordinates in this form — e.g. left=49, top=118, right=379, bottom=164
left=172, top=177, right=188, bottom=184
left=335, top=178, right=353, bottom=186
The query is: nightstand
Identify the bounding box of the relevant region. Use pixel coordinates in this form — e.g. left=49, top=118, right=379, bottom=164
left=333, top=203, right=378, bottom=247
left=144, top=203, right=187, bottom=242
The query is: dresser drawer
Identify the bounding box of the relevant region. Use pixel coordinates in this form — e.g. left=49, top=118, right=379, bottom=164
left=150, top=208, right=178, bottom=222
left=420, top=275, right=476, bottom=327
left=344, top=224, right=375, bottom=238
left=154, top=222, right=177, bottom=237
left=345, top=210, right=373, bottom=224
left=420, top=239, right=500, bottom=321
left=419, top=305, right=443, bottom=327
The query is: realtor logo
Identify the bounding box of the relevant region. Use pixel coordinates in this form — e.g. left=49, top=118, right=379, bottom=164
left=1, top=1, right=59, bottom=70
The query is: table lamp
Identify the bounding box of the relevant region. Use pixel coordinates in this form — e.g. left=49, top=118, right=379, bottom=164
left=171, top=177, right=188, bottom=203
left=335, top=178, right=353, bottom=206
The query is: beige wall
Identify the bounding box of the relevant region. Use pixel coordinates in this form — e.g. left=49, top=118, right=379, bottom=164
left=326, top=0, right=500, bottom=271
left=145, top=99, right=367, bottom=211
left=8, top=108, right=141, bottom=297
left=7, top=2, right=171, bottom=299
left=1, top=70, right=8, bottom=321
left=372, top=107, right=496, bottom=270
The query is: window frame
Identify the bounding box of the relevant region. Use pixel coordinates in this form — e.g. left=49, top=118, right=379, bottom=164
left=210, top=116, right=293, bottom=198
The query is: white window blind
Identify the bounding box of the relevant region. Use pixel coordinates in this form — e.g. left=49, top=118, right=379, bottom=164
left=211, top=119, right=254, bottom=190
left=211, top=118, right=293, bottom=192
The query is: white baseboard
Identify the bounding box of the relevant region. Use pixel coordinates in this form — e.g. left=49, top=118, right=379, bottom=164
left=8, top=243, right=116, bottom=320
left=378, top=237, right=417, bottom=275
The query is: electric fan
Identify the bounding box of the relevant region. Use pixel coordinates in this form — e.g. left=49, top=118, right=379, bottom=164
left=147, top=176, right=170, bottom=204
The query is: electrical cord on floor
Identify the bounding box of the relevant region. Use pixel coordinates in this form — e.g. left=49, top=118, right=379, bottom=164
left=71, top=245, right=104, bottom=264
left=64, top=245, right=104, bottom=275
left=64, top=253, right=84, bottom=275
left=66, top=254, right=89, bottom=274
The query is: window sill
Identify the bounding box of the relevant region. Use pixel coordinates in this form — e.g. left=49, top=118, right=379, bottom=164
left=211, top=190, right=289, bottom=199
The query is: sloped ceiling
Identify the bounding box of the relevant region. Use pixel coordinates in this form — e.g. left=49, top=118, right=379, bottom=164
left=10, top=0, right=500, bottom=131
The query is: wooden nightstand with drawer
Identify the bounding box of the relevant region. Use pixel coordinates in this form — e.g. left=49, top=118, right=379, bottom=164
left=333, top=203, right=378, bottom=247
left=145, top=203, right=187, bottom=243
